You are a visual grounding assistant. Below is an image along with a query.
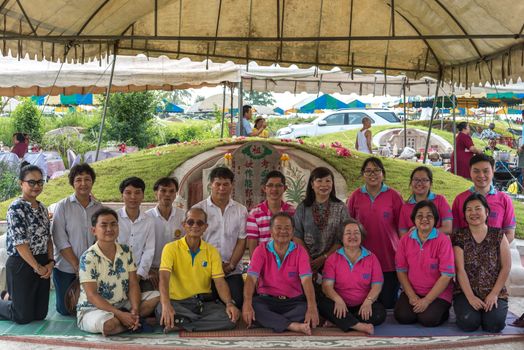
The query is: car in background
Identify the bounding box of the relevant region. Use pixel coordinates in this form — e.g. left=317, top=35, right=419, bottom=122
left=275, top=109, right=401, bottom=138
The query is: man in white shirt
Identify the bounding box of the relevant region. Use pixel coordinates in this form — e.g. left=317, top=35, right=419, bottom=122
left=192, top=167, right=247, bottom=307
left=145, top=177, right=185, bottom=290
left=117, top=177, right=155, bottom=291
left=52, top=163, right=103, bottom=315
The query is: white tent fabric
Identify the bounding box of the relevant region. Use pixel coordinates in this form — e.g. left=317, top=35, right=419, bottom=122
left=0, top=0, right=522, bottom=84
left=0, top=55, right=240, bottom=96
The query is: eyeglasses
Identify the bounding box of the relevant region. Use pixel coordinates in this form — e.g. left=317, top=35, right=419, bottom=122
left=185, top=219, right=206, bottom=227
left=412, top=178, right=430, bottom=184
left=363, top=169, right=382, bottom=176
left=415, top=215, right=434, bottom=221
left=23, top=179, right=45, bottom=187
left=265, top=183, right=285, bottom=188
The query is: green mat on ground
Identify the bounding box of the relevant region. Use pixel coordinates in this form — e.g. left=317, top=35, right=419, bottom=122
left=0, top=291, right=165, bottom=337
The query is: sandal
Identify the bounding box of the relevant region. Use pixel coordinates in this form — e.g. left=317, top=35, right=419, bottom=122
left=512, top=313, right=524, bottom=328
left=0, top=291, right=9, bottom=301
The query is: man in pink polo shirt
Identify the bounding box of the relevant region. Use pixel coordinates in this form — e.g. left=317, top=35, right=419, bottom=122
left=452, top=154, right=516, bottom=242
left=246, top=170, right=295, bottom=257
left=243, top=212, right=319, bottom=335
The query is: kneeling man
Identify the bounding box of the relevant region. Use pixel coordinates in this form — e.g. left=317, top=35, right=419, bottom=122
left=156, top=208, right=239, bottom=332
left=243, top=212, right=319, bottom=335
left=76, top=208, right=160, bottom=336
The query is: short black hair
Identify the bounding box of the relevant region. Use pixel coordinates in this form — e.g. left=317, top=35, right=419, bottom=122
left=119, top=176, right=146, bottom=193
left=263, top=170, right=286, bottom=186
left=270, top=211, right=294, bottom=228
left=457, top=122, right=468, bottom=131
left=360, top=157, right=386, bottom=178
left=14, top=132, right=25, bottom=143
left=462, top=193, right=490, bottom=224
left=185, top=207, right=208, bottom=223
left=469, top=153, right=495, bottom=169
left=209, top=167, right=234, bottom=183
left=19, top=164, right=42, bottom=181
left=153, top=177, right=179, bottom=191
left=340, top=218, right=367, bottom=241
left=243, top=105, right=252, bottom=117
left=410, top=200, right=440, bottom=227
left=69, top=163, right=96, bottom=186
left=91, top=207, right=118, bottom=227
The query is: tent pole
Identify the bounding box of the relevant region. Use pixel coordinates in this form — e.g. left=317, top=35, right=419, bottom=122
left=403, top=79, right=407, bottom=148
left=220, top=83, right=226, bottom=138
left=422, top=70, right=442, bottom=164
left=237, top=81, right=243, bottom=136
left=440, top=96, right=444, bottom=130
left=452, top=87, right=457, bottom=174
left=230, top=83, right=234, bottom=124
left=95, top=46, right=117, bottom=162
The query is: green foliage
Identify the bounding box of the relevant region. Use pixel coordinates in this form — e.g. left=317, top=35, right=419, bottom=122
left=0, top=117, right=15, bottom=147
left=104, top=92, right=159, bottom=148
left=0, top=163, right=20, bottom=202
left=162, top=120, right=220, bottom=142
left=243, top=90, right=276, bottom=106
left=11, top=98, right=43, bottom=143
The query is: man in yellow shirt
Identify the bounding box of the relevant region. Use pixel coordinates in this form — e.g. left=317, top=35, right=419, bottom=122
left=156, top=207, right=240, bottom=332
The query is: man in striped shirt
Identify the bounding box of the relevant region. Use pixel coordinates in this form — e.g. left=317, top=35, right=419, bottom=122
left=246, top=170, right=295, bottom=257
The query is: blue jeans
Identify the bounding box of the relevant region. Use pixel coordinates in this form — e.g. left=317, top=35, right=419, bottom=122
left=52, top=268, right=77, bottom=316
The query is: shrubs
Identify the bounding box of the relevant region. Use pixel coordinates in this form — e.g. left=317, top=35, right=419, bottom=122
left=11, top=98, right=43, bottom=143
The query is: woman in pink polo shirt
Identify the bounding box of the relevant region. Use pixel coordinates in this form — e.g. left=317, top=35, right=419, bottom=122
left=347, top=157, right=403, bottom=309
left=394, top=200, right=455, bottom=327
left=319, top=219, right=386, bottom=335
left=452, top=193, right=510, bottom=333
left=399, top=166, right=452, bottom=236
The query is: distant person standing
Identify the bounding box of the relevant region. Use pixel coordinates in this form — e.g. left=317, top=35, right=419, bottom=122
left=11, top=133, right=28, bottom=159
left=236, top=105, right=267, bottom=137
left=450, top=122, right=482, bottom=179
left=355, top=117, right=372, bottom=154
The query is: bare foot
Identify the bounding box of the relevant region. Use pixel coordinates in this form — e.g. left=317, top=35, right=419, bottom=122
left=323, top=320, right=336, bottom=327
left=288, top=322, right=312, bottom=335
left=352, top=322, right=374, bottom=335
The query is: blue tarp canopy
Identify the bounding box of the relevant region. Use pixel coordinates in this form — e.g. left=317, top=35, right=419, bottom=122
left=297, top=94, right=347, bottom=113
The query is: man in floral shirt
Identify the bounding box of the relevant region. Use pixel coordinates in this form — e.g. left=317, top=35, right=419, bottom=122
left=76, top=207, right=160, bottom=336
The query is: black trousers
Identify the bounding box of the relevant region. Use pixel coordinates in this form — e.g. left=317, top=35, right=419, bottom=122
left=453, top=292, right=508, bottom=333
left=394, top=292, right=450, bottom=327
left=252, top=295, right=307, bottom=333
left=379, top=271, right=399, bottom=309
left=318, top=296, right=386, bottom=331
left=212, top=273, right=244, bottom=308
left=0, top=254, right=50, bottom=324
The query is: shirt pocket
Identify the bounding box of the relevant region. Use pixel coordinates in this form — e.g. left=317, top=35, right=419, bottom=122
left=425, top=258, right=441, bottom=279
left=286, top=262, right=299, bottom=279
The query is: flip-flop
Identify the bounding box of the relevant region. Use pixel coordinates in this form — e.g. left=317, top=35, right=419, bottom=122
left=512, top=313, right=524, bottom=328
left=0, top=291, right=8, bottom=301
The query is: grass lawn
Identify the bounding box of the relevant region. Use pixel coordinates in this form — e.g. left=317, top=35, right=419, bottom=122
left=1, top=135, right=522, bottom=239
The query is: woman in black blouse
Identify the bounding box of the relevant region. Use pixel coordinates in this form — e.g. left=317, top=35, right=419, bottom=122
left=0, top=165, right=54, bottom=324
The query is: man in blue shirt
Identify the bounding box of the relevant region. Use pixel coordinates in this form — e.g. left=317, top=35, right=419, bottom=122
left=236, top=105, right=266, bottom=137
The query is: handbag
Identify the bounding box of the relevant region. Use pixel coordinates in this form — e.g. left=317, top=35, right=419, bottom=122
left=65, top=277, right=80, bottom=316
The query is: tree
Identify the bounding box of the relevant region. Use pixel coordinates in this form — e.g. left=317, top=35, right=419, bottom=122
left=194, top=95, right=205, bottom=103
left=104, top=92, right=159, bottom=148
left=155, top=90, right=192, bottom=105
left=242, top=90, right=276, bottom=106
left=11, top=98, right=43, bottom=143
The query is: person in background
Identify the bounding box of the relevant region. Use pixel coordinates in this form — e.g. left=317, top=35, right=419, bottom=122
left=319, top=219, right=385, bottom=335
left=192, top=167, right=247, bottom=307
left=355, top=117, right=373, bottom=154
left=294, top=167, right=350, bottom=274
left=0, top=165, right=53, bottom=324
left=236, top=105, right=267, bottom=137
left=347, top=157, right=403, bottom=309
left=452, top=154, right=516, bottom=242
left=253, top=117, right=270, bottom=138
left=52, top=163, right=102, bottom=315
left=450, top=122, right=482, bottom=179
left=480, top=123, right=499, bottom=140
left=156, top=208, right=239, bottom=332
left=11, top=132, right=28, bottom=159
left=117, top=177, right=156, bottom=291
left=483, top=139, right=500, bottom=157
left=398, top=166, right=452, bottom=236
left=146, top=177, right=185, bottom=290
left=452, top=193, right=510, bottom=333
left=243, top=212, right=318, bottom=335
left=76, top=208, right=160, bottom=336
left=246, top=170, right=295, bottom=258
left=394, top=201, right=455, bottom=327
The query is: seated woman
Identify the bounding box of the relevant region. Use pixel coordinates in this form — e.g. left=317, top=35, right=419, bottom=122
left=394, top=200, right=455, bottom=327
left=319, top=219, right=386, bottom=335
left=0, top=164, right=53, bottom=324
left=253, top=117, right=269, bottom=138
left=452, top=193, right=511, bottom=333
